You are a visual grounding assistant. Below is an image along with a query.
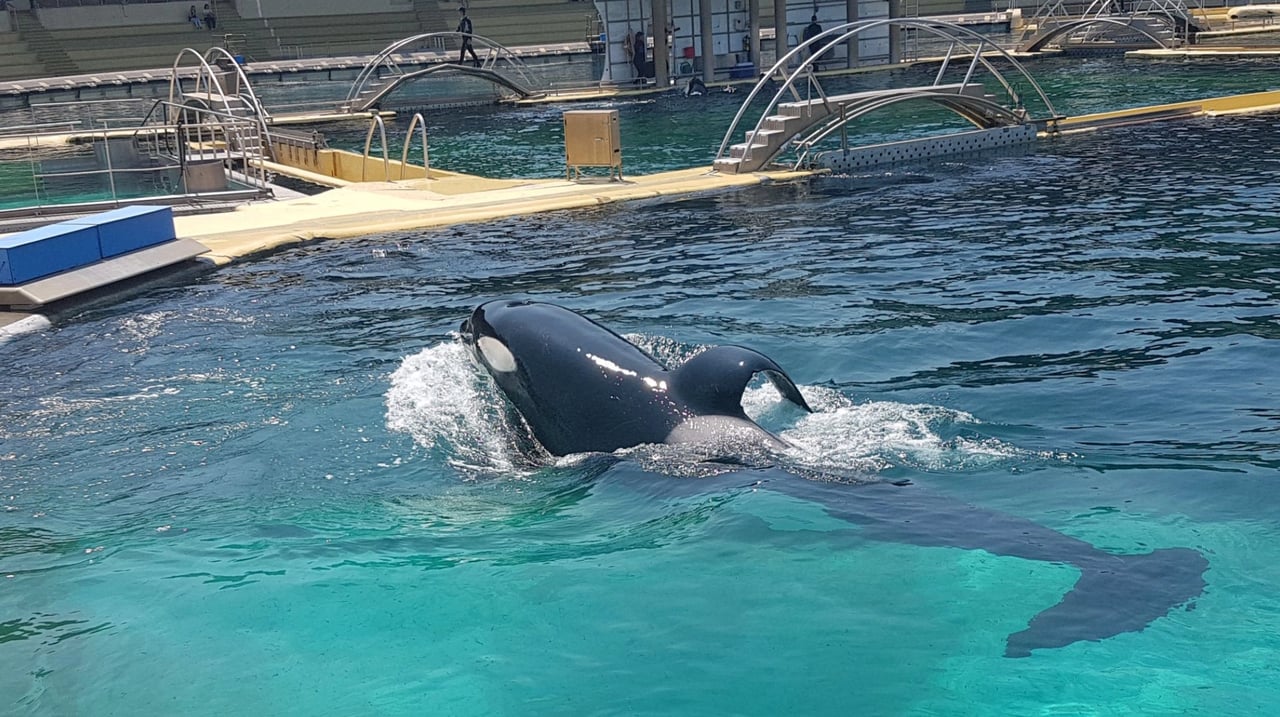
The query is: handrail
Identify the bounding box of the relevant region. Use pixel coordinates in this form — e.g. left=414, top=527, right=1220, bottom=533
left=136, top=98, right=274, bottom=190
left=362, top=114, right=390, bottom=182
left=1019, top=15, right=1176, bottom=52
left=99, top=121, right=117, bottom=204
left=791, top=92, right=1026, bottom=168
left=716, top=19, right=1059, bottom=166
left=0, top=120, right=82, bottom=137
left=3, top=95, right=274, bottom=213
left=168, top=46, right=274, bottom=159
left=400, top=113, right=429, bottom=180
left=344, top=32, right=542, bottom=108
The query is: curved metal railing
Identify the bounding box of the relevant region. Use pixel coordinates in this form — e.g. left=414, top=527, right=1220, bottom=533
left=1019, top=16, right=1177, bottom=51
left=790, top=91, right=1028, bottom=169
left=362, top=114, right=390, bottom=182
left=167, top=47, right=274, bottom=160
left=344, top=32, right=544, bottom=111
left=401, top=113, right=429, bottom=180
left=1018, top=0, right=1207, bottom=50
left=716, top=19, right=1058, bottom=171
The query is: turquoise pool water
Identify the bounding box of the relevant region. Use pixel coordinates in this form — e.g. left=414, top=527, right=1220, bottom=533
left=4, top=57, right=1280, bottom=714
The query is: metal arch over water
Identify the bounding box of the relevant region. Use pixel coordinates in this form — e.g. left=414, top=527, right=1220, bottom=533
left=714, top=19, right=1058, bottom=174
left=1018, top=0, right=1205, bottom=52
left=343, top=33, right=545, bottom=112
left=167, top=48, right=272, bottom=133
left=1018, top=16, right=1179, bottom=52
left=166, top=47, right=275, bottom=161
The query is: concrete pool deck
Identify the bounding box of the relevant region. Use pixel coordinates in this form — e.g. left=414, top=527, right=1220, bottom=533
left=183, top=165, right=813, bottom=265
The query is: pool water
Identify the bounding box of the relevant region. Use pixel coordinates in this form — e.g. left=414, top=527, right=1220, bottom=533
left=3, top=58, right=1280, bottom=714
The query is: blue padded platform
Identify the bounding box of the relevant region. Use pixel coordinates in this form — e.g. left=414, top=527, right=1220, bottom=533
left=0, top=224, right=102, bottom=286
left=0, top=205, right=177, bottom=286
left=66, top=205, right=176, bottom=259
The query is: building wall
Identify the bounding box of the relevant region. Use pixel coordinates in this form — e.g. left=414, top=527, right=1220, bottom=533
left=232, top=0, right=413, bottom=19
left=596, top=0, right=891, bottom=84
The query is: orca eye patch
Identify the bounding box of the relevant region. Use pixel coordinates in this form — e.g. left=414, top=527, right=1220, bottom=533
left=477, top=336, right=518, bottom=373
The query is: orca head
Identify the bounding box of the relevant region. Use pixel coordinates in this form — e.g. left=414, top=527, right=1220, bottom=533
left=459, top=300, right=528, bottom=376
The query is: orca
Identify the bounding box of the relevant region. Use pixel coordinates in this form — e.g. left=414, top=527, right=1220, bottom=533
left=457, top=299, right=1208, bottom=657
left=459, top=298, right=812, bottom=457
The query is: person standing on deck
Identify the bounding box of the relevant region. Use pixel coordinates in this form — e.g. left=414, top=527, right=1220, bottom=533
left=632, top=30, right=648, bottom=84
left=458, top=6, right=481, bottom=68
left=802, top=14, right=824, bottom=67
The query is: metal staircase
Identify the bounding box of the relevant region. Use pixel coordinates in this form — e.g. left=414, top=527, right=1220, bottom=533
left=13, top=11, right=78, bottom=77
left=1018, top=0, right=1208, bottom=51
left=180, top=92, right=268, bottom=159
left=411, top=0, right=451, bottom=34
left=715, top=83, right=1003, bottom=173
left=211, top=0, right=272, bottom=62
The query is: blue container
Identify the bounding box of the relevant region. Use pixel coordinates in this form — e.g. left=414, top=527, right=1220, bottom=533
left=66, top=205, right=176, bottom=258
left=0, top=224, right=102, bottom=286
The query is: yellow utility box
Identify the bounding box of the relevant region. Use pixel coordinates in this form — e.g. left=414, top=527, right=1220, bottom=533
left=564, top=109, right=622, bottom=181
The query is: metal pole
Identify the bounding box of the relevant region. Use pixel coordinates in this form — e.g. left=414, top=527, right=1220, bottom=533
left=846, top=0, right=859, bottom=68
left=934, top=42, right=955, bottom=85
left=27, top=136, right=40, bottom=207
left=889, top=0, right=902, bottom=64
left=774, top=0, right=788, bottom=72
left=700, top=0, right=714, bottom=84
left=840, top=104, right=847, bottom=153
left=960, top=40, right=984, bottom=88
left=653, top=0, right=670, bottom=86
left=102, top=121, right=118, bottom=205
left=748, top=0, right=761, bottom=73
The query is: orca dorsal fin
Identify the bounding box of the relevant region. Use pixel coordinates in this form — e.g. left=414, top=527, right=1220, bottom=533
left=670, top=345, right=813, bottom=417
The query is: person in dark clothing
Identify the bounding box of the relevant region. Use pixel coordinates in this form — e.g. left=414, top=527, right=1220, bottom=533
left=632, top=30, right=648, bottom=83
left=457, top=7, right=480, bottom=67
left=802, top=14, right=824, bottom=66
left=203, top=3, right=216, bottom=31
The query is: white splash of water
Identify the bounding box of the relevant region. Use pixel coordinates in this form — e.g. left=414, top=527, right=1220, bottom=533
left=384, top=337, right=532, bottom=477
left=744, top=383, right=1027, bottom=473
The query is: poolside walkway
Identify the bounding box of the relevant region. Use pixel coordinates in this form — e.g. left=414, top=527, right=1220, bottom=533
left=183, top=166, right=812, bottom=264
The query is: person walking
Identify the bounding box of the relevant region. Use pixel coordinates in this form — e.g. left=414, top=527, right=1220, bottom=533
left=632, top=30, right=648, bottom=83
left=803, top=14, right=824, bottom=67
left=457, top=6, right=480, bottom=68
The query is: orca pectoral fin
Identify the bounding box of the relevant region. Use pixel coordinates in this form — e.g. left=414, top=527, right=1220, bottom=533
left=760, top=477, right=1208, bottom=656
left=1004, top=547, right=1208, bottom=657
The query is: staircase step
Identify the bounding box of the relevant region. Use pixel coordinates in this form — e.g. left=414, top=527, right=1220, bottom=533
left=728, top=141, right=772, bottom=160
left=713, top=157, right=744, bottom=173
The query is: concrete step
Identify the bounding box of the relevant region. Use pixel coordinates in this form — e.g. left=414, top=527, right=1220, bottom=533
left=713, top=157, right=744, bottom=173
